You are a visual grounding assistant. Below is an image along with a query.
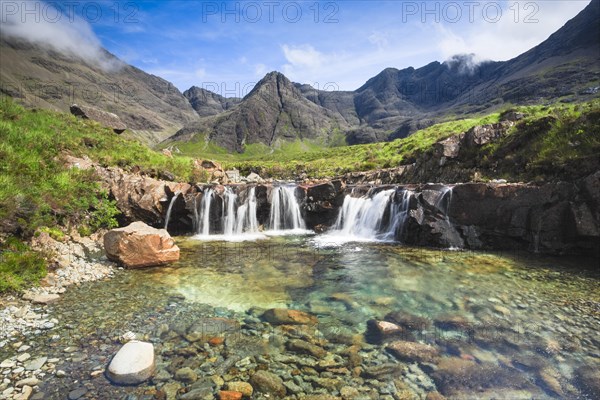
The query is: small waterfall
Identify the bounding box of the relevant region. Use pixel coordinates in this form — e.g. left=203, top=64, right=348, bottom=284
left=269, top=186, right=306, bottom=231
left=192, top=186, right=261, bottom=239
left=321, top=188, right=412, bottom=243
left=222, top=187, right=237, bottom=235
left=197, top=188, right=214, bottom=235
left=164, top=192, right=180, bottom=231
left=234, top=187, right=259, bottom=234
left=434, top=186, right=453, bottom=216
left=382, top=189, right=413, bottom=241
left=331, top=189, right=395, bottom=239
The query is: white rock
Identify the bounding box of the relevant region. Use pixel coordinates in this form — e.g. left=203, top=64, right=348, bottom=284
left=16, top=353, right=30, bottom=363
left=24, top=357, right=46, bottom=371
left=0, top=360, right=15, bottom=369
left=106, top=341, right=155, bottom=385
left=21, top=293, right=60, bottom=305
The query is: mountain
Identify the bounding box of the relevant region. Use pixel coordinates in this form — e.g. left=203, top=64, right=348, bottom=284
left=183, top=87, right=241, bottom=117
left=300, top=0, right=600, bottom=140
left=0, top=36, right=199, bottom=144
left=167, top=72, right=349, bottom=152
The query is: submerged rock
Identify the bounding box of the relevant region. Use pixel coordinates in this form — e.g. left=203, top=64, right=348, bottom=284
left=262, top=308, right=318, bottom=325
left=106, top=341, right=155, bottom=385
left=366, top=319, right=408, bottom=344
left=431, top=357, right=533, bottom=396
left=249, top=370, right=286, bottom=397
left=387, top=340, right=440, bottom=364
left=104, top=221, right=180, bottom=268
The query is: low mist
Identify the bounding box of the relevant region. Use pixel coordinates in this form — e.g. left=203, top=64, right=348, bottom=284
left=0, top=0, right=123, bottom=72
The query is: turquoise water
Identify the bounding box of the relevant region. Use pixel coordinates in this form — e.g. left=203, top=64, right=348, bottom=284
left=4, top=236, right=599, bottom=399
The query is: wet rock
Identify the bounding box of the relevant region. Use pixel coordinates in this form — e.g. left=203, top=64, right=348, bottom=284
left=384, top=311, right=431, bottom=331
left=287, top=339, right=327, bottom=358
left=106, top=341, right=155, bottom=385
left=366, top=320, right=407, bottom=344
left=262, top=308, right=318, bottom=325
left=218, top=391, right=242, bottom=400
left=104, top=222, right=180, bottom=268
left=340, top=386, right=360, bottom=400
left=225, top=381, right=253, bottom=397
left=431, top=357, right=533, bottom=396
left=433, top=315, right=471, bottom=331
left=362, top=363, right=403, bottom=379
left=538, top=367, right=564, bottom=397
left=249, top=370, right=286, bottom=397
left=175, top=367, right=198, bottom=383
left=425, top=392, right=446, bottom=400
left=67, top=387, right=88, bottom=400
left=574, top=367, right=600, bottom=398
left=387, top=341, right=440, bottom=364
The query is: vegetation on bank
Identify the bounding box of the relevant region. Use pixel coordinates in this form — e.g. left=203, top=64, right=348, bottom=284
left=1, top=97, right=598, bottom=292
left=166, top=100, right=600, bottom=180
left=0, top=99, right=195, bottom=292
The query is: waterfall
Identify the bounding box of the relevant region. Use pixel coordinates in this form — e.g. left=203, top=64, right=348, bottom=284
left=164, top=192, right=180, bottom=231
left=197, top=188, right=214, bottom=235
left=434, top=186, right=453, bottom=216
left=269, top=186, right=306, bottom=232
left=234, top=187, right=259, bottom=234
left=320, top=188, right=412, bottom=243
left=192, top=186, right=262, bottom=240
left=382, top=190, right=413, bottom=241
left=222, top=187, right=237, bottom=235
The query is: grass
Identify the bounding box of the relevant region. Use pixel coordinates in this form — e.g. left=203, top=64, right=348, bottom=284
left=0, top=99, right=200, bottom=292
left=1, top=97, right=598, bottom=292
left=0, top=237, right=47, bottom=293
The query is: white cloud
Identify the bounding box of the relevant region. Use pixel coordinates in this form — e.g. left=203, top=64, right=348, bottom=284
left=254, top=63, right=267, bottom=77
left=282, top=44, right=323, bottom=69
left=368, top=31, right=390, bottom=50
left=0, top=0, right=122, bottom=71
left=436, top=1, right=591, bottom=61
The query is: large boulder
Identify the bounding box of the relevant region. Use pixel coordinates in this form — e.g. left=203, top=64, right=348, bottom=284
left=70, top=104, right=127, bottom=133
left=106, top=341, right=155, bottom=385
left=104, top=222, right=180, bottom=268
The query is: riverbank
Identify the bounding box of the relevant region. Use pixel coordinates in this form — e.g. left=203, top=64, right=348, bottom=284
left=0, top=230, right=116, bottom=400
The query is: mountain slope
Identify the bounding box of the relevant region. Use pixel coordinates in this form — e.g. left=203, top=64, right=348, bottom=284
left=166, top=72, right=349, bottom=152
left=300, top=0, right=599, bottom=140
left=183, top=86, right=241, bottom=117
left=0, top=37, right=199, bottom=144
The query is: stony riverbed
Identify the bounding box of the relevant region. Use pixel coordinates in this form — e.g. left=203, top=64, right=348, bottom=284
left=1, top=236, right=599, bottom=400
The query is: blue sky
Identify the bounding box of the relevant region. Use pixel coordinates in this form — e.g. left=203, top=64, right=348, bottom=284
left=1, top=1, right=592, bottom=95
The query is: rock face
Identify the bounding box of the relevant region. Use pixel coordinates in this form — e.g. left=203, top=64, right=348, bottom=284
left=104, top=222, right=180, bottom=268
left=106, top=341, right=155, bottom=385
left=70, top=104, right=127, bottom=133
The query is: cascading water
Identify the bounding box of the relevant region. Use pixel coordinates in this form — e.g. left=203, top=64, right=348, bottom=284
left=164, top=192, right=180, bottom=231
left=192, top=186, right=263, bottom=240
left=434, top=186, right=453, bottom=216
left=197, top=188, right=214, bottom=235
left=318, top=188, right=413, bottom=244
left=269, top=186, right=306, bottom=233
left=234, top=187, right=259, bottom=234
left=222, top=187, right=237, bottom=235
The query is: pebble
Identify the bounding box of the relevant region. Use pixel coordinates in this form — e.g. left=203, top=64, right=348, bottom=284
left=16, top=353, right=31, bottom=363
